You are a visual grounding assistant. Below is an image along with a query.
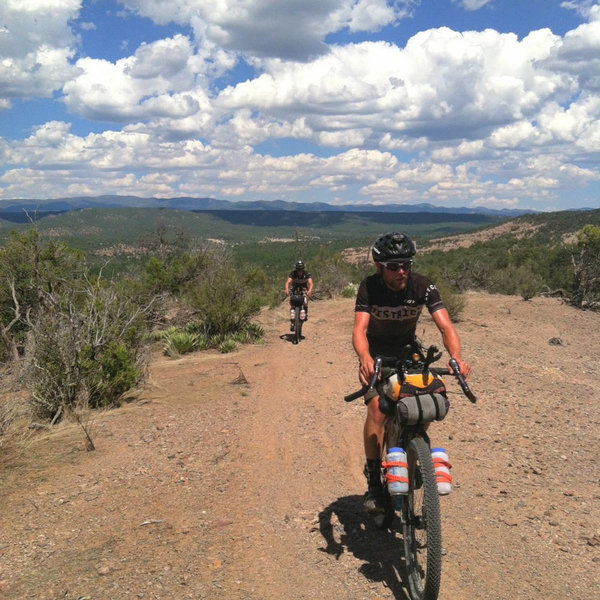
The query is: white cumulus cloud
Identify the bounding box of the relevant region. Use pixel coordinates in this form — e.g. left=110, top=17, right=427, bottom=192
left=62, top=36, right=211, bottom=122
left=0, top=0, right=80, bottom=100
left=121, top=0, right=412, bottom=60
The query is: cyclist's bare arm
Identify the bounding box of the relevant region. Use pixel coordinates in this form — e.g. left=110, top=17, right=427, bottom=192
left=307, top=277, right=314, bottom=297
left=431, top=308, right=471, bottom=378
left=284, top=277, right=292, bottom=296
left=353, top=310, right=374, bottom=385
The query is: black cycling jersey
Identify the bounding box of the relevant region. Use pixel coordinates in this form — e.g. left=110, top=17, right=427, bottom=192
left=289, top=270, right=312, bottom=292
left=355, top=271, right=445, bottom=357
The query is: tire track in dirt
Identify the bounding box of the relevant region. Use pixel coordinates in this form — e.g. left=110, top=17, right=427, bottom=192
left=202, top=299, right=366, bottom=599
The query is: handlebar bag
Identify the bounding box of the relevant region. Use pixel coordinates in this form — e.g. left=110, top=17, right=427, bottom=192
left=290, top=293, right=306, bottom=306
left=378, top=371, right=449, bottom=424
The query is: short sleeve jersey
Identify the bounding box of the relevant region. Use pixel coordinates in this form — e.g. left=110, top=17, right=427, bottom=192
left=355, top=272, right=445, bottom=357
left=289, top=270, right=312, bottom=292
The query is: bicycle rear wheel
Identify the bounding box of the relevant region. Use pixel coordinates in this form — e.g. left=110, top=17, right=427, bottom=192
left=402, top=437, right=442, bottom=600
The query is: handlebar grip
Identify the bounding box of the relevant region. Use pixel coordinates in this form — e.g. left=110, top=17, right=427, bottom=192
left=449, top=358, right=477, bottom=403
left=344, top=387, right=369, bottom=402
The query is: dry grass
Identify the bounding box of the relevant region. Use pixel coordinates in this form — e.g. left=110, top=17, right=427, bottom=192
left=0, top=387, right=39, bottom=469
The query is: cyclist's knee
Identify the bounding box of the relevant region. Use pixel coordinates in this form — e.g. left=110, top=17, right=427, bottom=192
left=366, top=398, right=386, bottom=424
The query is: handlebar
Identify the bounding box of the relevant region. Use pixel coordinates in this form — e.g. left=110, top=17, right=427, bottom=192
left=344, top=355, right=476, bottom=404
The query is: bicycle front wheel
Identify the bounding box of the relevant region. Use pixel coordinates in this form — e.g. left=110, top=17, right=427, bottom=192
left=294, top=310, right=301, bottom=344
left=402, top=437, right=442, bottom=600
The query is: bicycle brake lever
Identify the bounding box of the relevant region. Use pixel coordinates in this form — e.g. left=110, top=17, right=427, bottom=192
left=368, top=357, right=382, bottom=391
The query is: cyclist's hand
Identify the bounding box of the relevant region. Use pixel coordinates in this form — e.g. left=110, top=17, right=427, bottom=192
left=359, top=355, right=375, bottom=386
left=449, top=358, right=471, bottom=379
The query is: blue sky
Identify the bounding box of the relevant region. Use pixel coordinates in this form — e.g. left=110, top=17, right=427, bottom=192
left=0, top=0, right=598, bottom=210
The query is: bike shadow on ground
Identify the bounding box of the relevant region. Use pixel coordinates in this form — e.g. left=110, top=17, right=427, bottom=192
left=279, top=333, right=306, bottom=343
left=317, top=495, right=411, bottom=600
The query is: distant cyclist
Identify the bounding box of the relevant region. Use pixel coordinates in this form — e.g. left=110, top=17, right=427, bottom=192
left=285, top=260, right=314, bottom=332
left=352, top=232, right=471, bottom=514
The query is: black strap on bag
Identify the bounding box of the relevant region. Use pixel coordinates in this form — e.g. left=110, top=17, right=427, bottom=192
left=431, top=393, right=441, bottom=420
left=415, top=395, right=424, bottom=423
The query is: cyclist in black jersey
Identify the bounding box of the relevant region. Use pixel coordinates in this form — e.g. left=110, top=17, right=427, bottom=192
left=353, top=232, right=471, bottom=514
left=285, top=261, right=314, bottom=331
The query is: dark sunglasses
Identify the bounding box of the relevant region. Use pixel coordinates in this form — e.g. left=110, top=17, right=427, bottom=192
left=380, top=260, right=413, bottom=272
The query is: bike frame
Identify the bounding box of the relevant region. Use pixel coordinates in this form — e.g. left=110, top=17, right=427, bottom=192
left=344, top=344, right=476, bottom=600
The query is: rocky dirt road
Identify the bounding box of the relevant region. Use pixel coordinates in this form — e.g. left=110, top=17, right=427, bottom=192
left=1, top=292, right=599, bottom=599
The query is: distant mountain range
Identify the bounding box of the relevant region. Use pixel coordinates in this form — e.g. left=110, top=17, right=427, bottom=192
left=0, top=195, right=537, bottom=218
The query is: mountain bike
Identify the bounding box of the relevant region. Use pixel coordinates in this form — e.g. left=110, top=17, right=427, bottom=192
left=344, top=344, right=476, bottom=600
left=289, top=291, right=308, bottom=344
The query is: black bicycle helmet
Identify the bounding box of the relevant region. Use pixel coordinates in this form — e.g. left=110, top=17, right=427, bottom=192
left=295, top=260, right=305, bottom=270
left=371, top=232, right=416, bottom=262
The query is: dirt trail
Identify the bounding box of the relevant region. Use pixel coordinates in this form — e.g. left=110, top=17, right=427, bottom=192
left=1, top=293, right=599, bottom=600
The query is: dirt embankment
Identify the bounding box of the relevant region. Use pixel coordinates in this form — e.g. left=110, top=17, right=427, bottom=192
left=1, top=292, right=599, bottom=600
left=341, top=220, right=542, bottom=263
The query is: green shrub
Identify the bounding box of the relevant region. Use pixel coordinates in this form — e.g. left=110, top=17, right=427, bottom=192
left=487, top=267, right=517, bottom=295
left=242, top=322, right=265, bottom=340
left=183, top=320, right=204, bottom=334
left=163, top=332, right=205, bottom=356
left=218, top=339, right=238, bottom=353
left=25, top=280, right=147, bottom=420
left=158, top=320, right=264, bottom=355
left=139, top=249, right=212, bottom=296
left=310, top=250, right=355, bottom=298
left=0, top=230, right=85, bottom=361
left=486, top=264, right=543, bottom=300
left=228, top=327, right=264, bottom=345
left=341, top=284, right=357, bottom=298
left=514, top=265, right=544, bottom=301
left=571, top=224, right=600, bottom=308
left=186, top=266, right=262, bottom=336
left=146, top=326, right=179, bottom=342
left=81, top=341, right=140, bottom=408
left=27, top=317, right=82, bottom=417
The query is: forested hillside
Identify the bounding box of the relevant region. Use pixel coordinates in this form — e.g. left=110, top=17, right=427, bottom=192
left=0, top=207, right=598, bottom=431
left=413, top=209, right=600, bottom=306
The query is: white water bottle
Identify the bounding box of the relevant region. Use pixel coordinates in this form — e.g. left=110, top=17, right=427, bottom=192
left=384, top=447, right=408, bottom=495
left=431, top=447, right=452, bottom=495
left=300, top=308, right=306, bottom=320
left=290, top=308, right=295, bottom=320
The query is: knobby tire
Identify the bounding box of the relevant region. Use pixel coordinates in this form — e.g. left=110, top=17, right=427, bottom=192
left=294, top=310, right=301, bottom=344
left=402, top=437, right=442, bottom=600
